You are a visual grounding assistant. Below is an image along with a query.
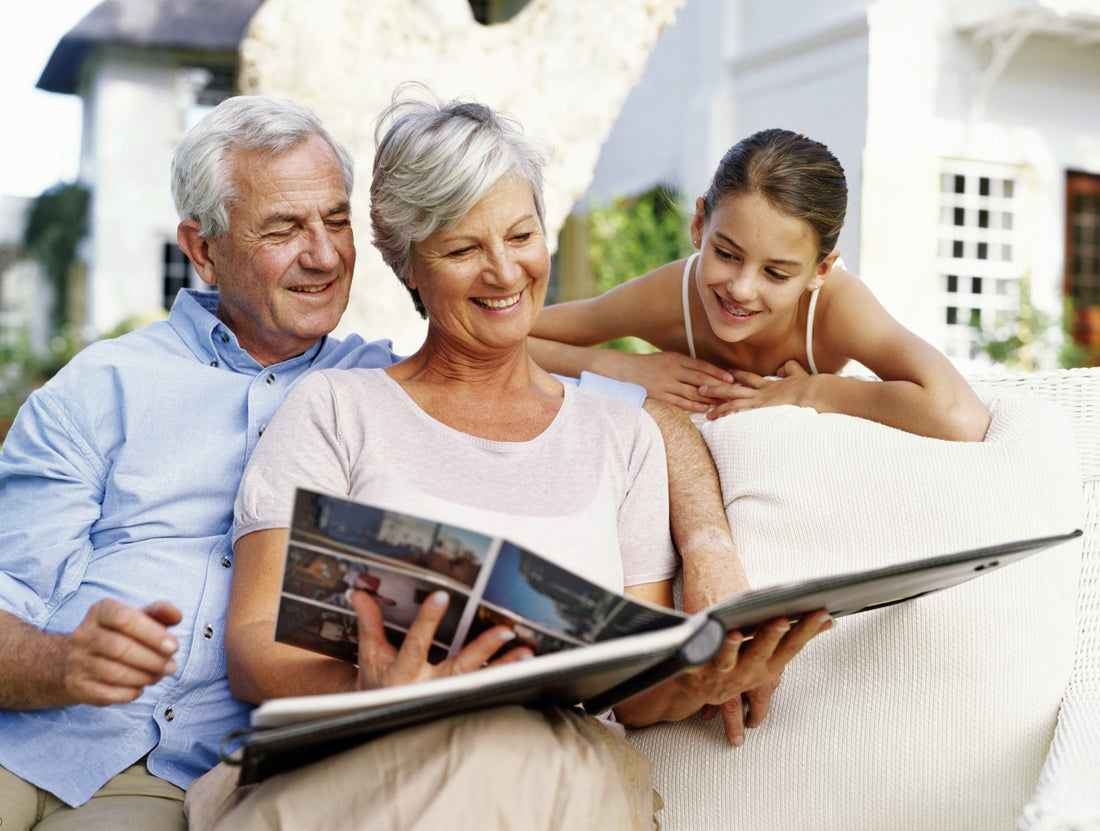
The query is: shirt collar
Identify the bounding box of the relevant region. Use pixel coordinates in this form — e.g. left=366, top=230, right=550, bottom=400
left=168, top=288, right=327, bottom=373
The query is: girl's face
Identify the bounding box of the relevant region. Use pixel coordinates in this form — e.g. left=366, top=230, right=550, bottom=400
left=690, top=191, right=836, bottom=345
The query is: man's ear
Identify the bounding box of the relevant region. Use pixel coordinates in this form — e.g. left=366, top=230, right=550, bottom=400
left=809, top=250, right=840, bottom=291
left=177, top=221, right=218, bottom=287
left=689, top=197, right=706, bottom=249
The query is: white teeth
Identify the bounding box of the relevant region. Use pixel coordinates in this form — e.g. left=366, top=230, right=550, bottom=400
left=718, top=296, right=753, bottom=316
left=476, top=293, right=521, bottom=309
left=291, top=284, right=328, bottom=294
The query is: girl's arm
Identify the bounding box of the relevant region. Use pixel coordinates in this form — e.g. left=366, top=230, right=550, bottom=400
left=224, top=529, right=527, bottom=705
left=704, top=272, right=991, bottom=441
left=613, top=579, right=832, bottom=747
left=529, top=263, right=735, bottom=412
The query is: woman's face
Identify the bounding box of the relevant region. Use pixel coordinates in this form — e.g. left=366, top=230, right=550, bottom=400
left=690, top=191, right=833, bottom=345
left=408, top=176, right=550, bottom=354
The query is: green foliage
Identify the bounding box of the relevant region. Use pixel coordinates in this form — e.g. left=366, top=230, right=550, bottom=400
left=22, top=182, right=91, bottom=331
left=585, top=186, right=693, bottom=353
left=0, top=315, right=154, bottom=445
left=975, top=275, right=1090, bottom=371
left=0, top=328, right=84, bottom=443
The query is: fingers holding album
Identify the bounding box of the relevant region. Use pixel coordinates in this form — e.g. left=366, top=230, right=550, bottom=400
left=675, top=610, right=832, bottom=710
left=352, top=590, right=530, bottom=691
left=350, top=589, right=400, bottom=690
left=737, top=610, right=834, bottom=684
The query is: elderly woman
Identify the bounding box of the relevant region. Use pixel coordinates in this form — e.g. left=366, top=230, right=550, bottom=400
left=200, top=89, right=830, bottom=831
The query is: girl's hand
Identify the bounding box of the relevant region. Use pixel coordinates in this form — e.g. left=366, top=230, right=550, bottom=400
left=607, top=351, right=734, bottom=413
left=699, top=361, right=812, bottom=419
left=352, top=590, right=531, bottom=691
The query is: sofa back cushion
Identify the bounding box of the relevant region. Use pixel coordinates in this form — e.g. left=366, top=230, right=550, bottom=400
left=629, top=392, right=1083, bottom=830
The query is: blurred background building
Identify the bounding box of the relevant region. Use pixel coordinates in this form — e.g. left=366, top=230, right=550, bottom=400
left=6, top=0, right=1100, bottom=375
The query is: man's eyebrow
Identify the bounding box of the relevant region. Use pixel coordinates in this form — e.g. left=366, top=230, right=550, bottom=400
left=261, top=201, right=351, bottom=226
left=713, top=231, right=804, bottom=268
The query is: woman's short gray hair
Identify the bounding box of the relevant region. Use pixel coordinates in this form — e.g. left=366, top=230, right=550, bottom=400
left=370, top=86, right=551, bottom=318
left=171, top=95, right=355, bottom=239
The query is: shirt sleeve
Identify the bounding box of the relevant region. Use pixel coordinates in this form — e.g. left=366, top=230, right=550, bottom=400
left=0, top=386, right=106, bottom=624
left=556, top=371, right=646, bottom=408
left=617, top=408, right=679, bottom=587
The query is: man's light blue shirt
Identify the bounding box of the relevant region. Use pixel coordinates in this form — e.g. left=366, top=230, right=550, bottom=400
left=0, top=289, right=644, bottom=806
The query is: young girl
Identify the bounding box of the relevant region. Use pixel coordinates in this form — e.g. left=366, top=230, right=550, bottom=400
left=529, top=128, right=990, bottom=441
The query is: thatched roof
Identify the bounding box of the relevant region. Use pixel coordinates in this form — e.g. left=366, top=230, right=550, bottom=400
left=37, top=0, right=263, bottom=94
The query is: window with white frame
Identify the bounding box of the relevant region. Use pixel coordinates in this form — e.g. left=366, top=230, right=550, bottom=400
left=936, top=160, right=1026, bottom=366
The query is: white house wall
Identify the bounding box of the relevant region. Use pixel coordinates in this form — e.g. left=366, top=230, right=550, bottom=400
left=728, top=2, right=871, bottom=274
left=975, top=34, right=1100, bottom=318
left=584, top=0, right=728, bottom=209
left=862, top=1, right=1100, bottom=363
left=83, top=47, right=182, bottom=336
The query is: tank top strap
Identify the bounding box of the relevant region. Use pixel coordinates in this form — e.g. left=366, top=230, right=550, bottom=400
left=682, top=253, right=699, bottom=359
left=806, top=287, right=821, bottom=375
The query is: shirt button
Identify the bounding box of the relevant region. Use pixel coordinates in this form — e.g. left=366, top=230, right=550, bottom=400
left=258, top=425, right=266, bottom=436
left=266, top=374, right=275, bottom=385
left=209, top=360, right=218, bottom=368
left=203, top=625, right=214, bottom=639
left=221, top=333, right=230, bottom=343
left=221, top=556, right=232, bottom=568
left=165, top=707, right=175, bottom=721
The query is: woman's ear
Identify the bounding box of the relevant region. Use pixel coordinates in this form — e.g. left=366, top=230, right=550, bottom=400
left=177, top=221, right=218, bottom=288
left=809, top=250, right=840, bottom=291
left=690, top=197, right=706, bottom=249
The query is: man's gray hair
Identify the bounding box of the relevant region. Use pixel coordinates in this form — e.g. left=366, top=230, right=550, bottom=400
left=171, top=95, right=355, bottom=239
left=369, top=85, right=551, bottom=318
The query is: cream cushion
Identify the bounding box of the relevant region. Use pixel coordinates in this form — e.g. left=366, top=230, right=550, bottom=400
left=629, top=393, right=1084, bottom=831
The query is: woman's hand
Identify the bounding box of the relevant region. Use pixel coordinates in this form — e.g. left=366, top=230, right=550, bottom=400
left=699, top=360, right=813, bottom=419
left=675, top=610, right=832, bottom=746
left=602, top=350, right=734, bottom=413
left=352, top=590, right=532, bottom=691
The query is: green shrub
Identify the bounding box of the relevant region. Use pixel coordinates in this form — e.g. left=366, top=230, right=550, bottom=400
left=585, top=185, right=693, bottom=353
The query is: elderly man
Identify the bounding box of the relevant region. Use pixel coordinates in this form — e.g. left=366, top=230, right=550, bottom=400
left=0, top=96, right=752, bottom=830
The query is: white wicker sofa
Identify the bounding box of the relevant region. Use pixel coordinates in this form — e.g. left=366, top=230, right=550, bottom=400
left=630, top=368, right=1099, bottom=831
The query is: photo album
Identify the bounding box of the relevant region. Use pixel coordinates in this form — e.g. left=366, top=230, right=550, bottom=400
left=219, top=487, right=1079, bottom=785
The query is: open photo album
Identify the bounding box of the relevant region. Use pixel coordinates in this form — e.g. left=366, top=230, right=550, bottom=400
left=220, top=487, right=1080, bottom=785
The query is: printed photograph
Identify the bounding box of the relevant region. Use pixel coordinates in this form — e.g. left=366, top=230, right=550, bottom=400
left=279, top=543, right=467, bottom=649
left=275, top=595, right=449, bottom=665
left=478, top=542, right=678, bottom=644
left=292, top=490, right=492, bottom=588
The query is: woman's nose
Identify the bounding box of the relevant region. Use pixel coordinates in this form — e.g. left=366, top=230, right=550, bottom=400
left=482, top=243, right=520, bottom=285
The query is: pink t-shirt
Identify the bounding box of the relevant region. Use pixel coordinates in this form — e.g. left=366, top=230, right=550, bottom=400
left=234, top=368, right=677, bottom=591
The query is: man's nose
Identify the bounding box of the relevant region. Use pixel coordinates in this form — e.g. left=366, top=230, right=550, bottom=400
left=300, top=225, right=341, bottom=271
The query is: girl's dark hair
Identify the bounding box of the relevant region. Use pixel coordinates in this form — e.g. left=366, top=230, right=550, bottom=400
left=701, top=128, right=847, bottom=262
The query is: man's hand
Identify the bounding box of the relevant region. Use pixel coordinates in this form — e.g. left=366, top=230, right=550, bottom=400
left=63, top=599, right=181, bottom=706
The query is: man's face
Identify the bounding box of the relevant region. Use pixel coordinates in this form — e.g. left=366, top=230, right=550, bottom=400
left=204, top=135, right=355, bottom=366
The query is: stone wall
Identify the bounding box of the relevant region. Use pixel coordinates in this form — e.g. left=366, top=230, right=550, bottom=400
left=239, top=0, right=685, bottom=353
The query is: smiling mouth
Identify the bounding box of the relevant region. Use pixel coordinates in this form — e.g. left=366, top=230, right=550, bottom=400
left=716, top=294, right=756, bottom=317
left=290, top=282, right=332, bottom=294
left=473, top=291, right=522, bottom=310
